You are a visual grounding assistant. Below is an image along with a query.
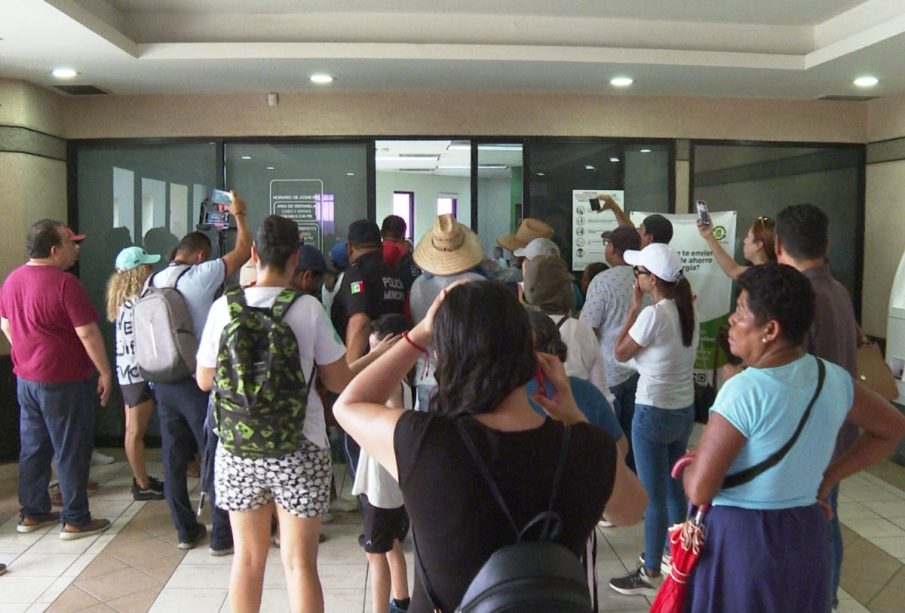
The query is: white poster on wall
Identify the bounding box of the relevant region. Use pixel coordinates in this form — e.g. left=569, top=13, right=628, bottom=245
left=571, top=189, right=624, bottom=269
left=629, top=210, right=737, bottom=379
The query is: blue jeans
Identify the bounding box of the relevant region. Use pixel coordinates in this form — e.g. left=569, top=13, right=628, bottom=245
left=18, top=377, right=95, bottom=527
left=610, top=372, right=639, bottom=470
left=155, top=378, right=230, bottom=548
left=632, top=403, right=694, bottom=573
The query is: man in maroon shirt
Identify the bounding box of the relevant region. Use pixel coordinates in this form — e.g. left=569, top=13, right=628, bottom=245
left=775, top=203, right=859, bottom=610
left=0, top=219, right=112, bottom=539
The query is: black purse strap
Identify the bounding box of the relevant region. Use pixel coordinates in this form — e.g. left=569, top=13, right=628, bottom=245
left=722, top=357, right=826, bottom=490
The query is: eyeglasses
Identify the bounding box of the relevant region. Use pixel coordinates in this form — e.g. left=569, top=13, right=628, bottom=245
left=633, top=266, right=652, bottom=277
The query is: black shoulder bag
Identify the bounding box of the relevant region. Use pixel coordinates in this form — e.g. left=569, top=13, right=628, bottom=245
left=722, top=357, right=826, bottom=489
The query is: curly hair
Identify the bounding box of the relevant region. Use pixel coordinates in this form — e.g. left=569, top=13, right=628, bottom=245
left=431, top=280, right=536, bottom=418
left=105, top=265, right=154, bottom=322
left=736, top=263, right=815, bottom=345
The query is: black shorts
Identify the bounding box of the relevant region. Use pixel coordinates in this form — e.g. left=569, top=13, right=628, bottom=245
left=359, top=494, right=406, bottom=554
left=121, top=382, right=152, bottom=407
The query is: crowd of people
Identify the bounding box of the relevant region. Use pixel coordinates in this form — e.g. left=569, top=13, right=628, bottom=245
left=1, top=193, right=904, bottom=613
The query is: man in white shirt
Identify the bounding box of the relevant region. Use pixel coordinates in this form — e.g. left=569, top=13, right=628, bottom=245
left=580, top=225, right=641, bottom=468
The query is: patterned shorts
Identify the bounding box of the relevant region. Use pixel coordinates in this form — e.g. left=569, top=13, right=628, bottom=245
left=214, top=439, right=331, bottom=517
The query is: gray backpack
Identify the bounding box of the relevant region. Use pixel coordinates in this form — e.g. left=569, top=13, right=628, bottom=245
left=133, top=265, right=198, bottom=383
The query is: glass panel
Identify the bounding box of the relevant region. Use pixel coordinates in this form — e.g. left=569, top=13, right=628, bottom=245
left=477, top=143, right=523, bottom=268
left=169, top=183, right=189, bottom=238
left=392, top=192, right=414, bottom=240
left=225, top=142, right=368, bottom=257
left=75, top=141, right=219, bottom=439
left=437, top=196, right=457, bottom=217
left=376, top=140, right=472, bottom=245
left=528, top=141, right=671, bottom=271
left=692, top=143, right=862, bottom=294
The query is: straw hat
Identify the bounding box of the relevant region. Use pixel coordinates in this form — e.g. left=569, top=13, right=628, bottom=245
left=414, top=214, right=484, bottom=276
left=497, top=218, right=554, bottom=252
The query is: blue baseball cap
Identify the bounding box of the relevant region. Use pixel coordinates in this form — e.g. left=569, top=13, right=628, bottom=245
left=115, top=246, right=161, bottom=271
left=329, top=241, right=349, bottom=269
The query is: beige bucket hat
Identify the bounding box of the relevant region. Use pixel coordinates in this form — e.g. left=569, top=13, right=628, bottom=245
left=414, top=214, right=485, bottom=276
left=497, top=218, right=554, bottom=252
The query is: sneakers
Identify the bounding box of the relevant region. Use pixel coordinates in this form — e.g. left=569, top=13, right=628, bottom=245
left=59, top=518, right=111, bottom=540
left=177, top=524, right=207, bottom=550
left=208, top=545, right=234, bottom=557
left=598, top=519, right=614, bottom=528
left=132, top=477, right=165, bottom=501
left=609, top=565, right=660, bottom=596
left=639, top=551, right=672, bottom=574
left=17, top=512, right=60, bottom=533
left=90, top=450, right=115, bottom=465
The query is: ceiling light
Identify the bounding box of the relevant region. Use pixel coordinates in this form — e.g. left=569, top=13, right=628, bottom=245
left=853, top=76, right=879, bottom=88
left=610, top=157, right=621, bottom=163
left=536, top=172, right=546, bottom=177
left=610, top=76, right=633, bottom=87
left=310, top=73, right=334, bottom=85
left=585, top=165, right=596, bottom=170
left=640, top=148, right=652, bottom=153
left=346, top=172, right=355, bottom=176
left=241, top=156, right=252, bottom=160
left=266, top=166, right=275, bottom=170
left=51, top=67, right=78, bottom=79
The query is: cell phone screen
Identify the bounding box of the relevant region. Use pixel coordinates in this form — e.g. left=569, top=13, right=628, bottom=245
left=211, top=189, right=232, bottom=205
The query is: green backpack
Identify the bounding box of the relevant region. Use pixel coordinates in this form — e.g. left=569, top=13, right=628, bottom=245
left=212, top=287, right=314, bottom=459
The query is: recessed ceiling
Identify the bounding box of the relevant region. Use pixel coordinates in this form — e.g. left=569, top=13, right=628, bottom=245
left=0, top=0, right=902, bottom=99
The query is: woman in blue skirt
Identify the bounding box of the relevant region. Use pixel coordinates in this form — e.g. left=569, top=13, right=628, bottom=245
left=682, top=264, right=905, bottom=613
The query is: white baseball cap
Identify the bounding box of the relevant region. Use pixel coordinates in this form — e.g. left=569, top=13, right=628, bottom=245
left=513, top=237, right=560, bottom=260
left=623, top=243, right=684, bottom=282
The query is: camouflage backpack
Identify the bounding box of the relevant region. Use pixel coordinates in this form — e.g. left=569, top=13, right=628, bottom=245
left=212, top=287, right=314, bottom=458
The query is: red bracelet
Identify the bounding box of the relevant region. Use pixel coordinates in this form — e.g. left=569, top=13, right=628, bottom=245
left=402, top=331, right=427, bottom=353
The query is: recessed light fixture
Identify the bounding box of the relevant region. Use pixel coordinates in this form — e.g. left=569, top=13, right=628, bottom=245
left=241, top=155, right=252, bottom=160
left=536, top=172, right=546, bottom=177
left=610, top=76, right=633, bottom=87
left=854, top=75, right=879, bottom=88
left=310, top=73, right=334, bottom=85
left=640, top=148, right=652, bottom=153
left=266, top=166, right=275, bottom=170
left=51, top=67, right=78, bottom=79
left=346, top=172, right=355, bottom=176
left=610, top=157, right=621, bottom=163
left=585, top=165, right=596, bottom=170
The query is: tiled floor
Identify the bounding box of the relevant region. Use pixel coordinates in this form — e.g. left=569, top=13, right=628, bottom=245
left=0, top=451, right=903, bottom=612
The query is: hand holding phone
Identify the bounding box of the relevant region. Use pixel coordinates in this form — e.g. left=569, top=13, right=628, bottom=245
left=695, top=200, right=711, bottom=226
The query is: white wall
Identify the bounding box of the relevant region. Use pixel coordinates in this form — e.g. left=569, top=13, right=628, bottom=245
left=477, top=176, right=514, bottom=259
left=375, top=172, right=472, bottom=247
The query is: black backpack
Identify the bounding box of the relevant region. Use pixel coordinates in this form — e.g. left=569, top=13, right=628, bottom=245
left=415, top=421, right=592, bottom=613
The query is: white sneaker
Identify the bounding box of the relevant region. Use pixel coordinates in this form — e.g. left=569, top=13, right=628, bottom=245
left=597, top=519, right=614, bottom=528
left=638, top=551, right=672, bottom=575
left=90, top=450, right=115, bottom=466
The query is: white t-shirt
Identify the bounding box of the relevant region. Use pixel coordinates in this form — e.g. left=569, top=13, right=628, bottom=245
left=579, top=266, right=638, bottom=387
left=196, top=286, right=346, bottom=449
left=629, top=298, right=698, bottom=409
left=351, top=381, right=412, bottom=509
left=549, top=314, right=614, bottom=404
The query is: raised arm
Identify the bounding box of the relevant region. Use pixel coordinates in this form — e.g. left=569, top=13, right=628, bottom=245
left=600, top=194, right=632, bottom=228
left=697, top=220, right=747, bottom=280
left=221, top=191, right=253, bottom=278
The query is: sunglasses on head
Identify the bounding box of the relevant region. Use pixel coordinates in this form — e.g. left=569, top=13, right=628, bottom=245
left=756, top=216, right=771, bottom=231
left=633, top=266, right=652, bottom=277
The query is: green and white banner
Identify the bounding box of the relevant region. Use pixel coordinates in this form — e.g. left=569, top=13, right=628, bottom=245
left=630, top=211, right=737, bottom=383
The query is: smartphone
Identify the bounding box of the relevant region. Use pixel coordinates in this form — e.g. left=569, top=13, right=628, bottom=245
left=534, top=367, right=547, bottom=398
left=589, top=197, right=602, bottom=212
left=696, top=200, right=711, bottom=226
left=211, top=189, right=233, bottom=206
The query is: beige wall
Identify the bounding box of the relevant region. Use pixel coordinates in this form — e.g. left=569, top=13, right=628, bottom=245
left=61, top=92, right=867, bottom=143
left=0, top=78, right=65, bottom=136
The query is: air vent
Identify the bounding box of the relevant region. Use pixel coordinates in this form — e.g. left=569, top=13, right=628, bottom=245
left=817, top=94, right=877, bottom=102
left=398, top=168, right=435, bottom=172
left=53, top=85, right=110, bottom=96
left=398, top=153, right=440, bottom=158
